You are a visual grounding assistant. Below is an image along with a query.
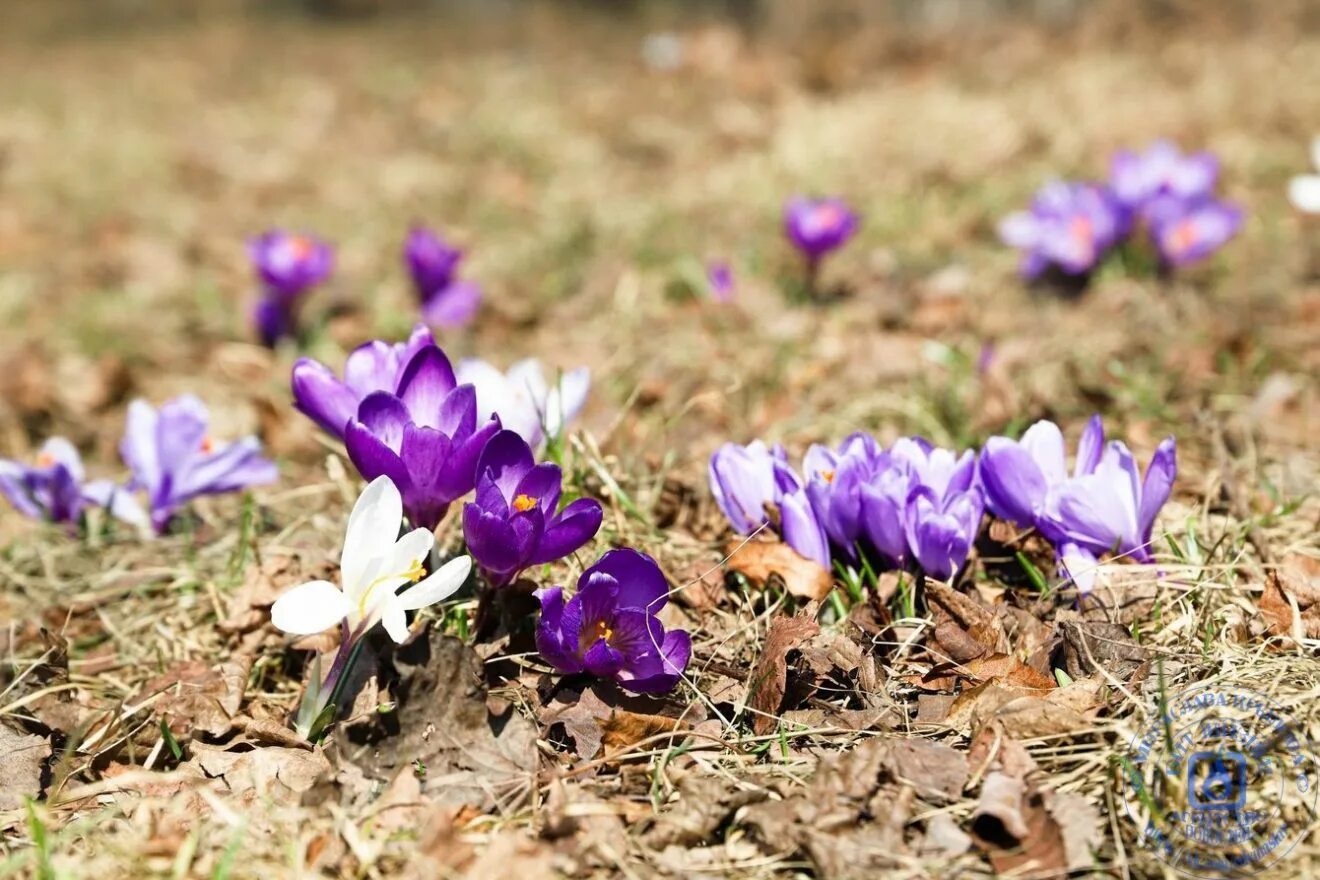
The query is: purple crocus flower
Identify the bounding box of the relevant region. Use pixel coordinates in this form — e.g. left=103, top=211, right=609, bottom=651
left=888, top=437, right=977, bottom=502
left=291, top=324, right=437, bottom=440
left=706, top=260, right=735, bottom=303
left=999, top=181, right=1128, bottom=279
left=403, top=226, right=482, bottom=329
left=1145, top=196, right=1243, bottom=267
left=1109, top=141, right=1219, bottom=213
left=121, top=396, right=278, bottom=534
left=462, top=430, right=603, bottom=586
left=802, top=433, right=880, bottom=562
left=709, top=440, right=830, bottom=568
left=343, top=346, right=500, bottom=530
left=979, top=416, right=1104, bottom=540
left=784, top=196, right=859, bottom=265
left=248, top=230, right=334, bottom=347
left=0, top=438, right=145, bottom=530
left=904, top=485, right=984, bottom=581
left=859, top=454, right=915, bottom=568
left=1041, top=437, right=1177, bottom=571
left=535, top=549, right=692, bottom=694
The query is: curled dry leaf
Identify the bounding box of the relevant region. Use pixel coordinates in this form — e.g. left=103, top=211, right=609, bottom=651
left=1259, top=554, right=1320, bottom=641
left=971, top=773, right=1100, bottom=876
left=745, top=610, right=820, bottom=735
left=724, top=537, right=833, bottom=600
left=187, top=743, right=331, bottom=807
left=1056, top=620, right=1149, bottom=683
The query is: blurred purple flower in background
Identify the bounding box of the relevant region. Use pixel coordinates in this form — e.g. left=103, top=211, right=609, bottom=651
left=122, top=395, right=277, bottom=534
left=535, top=549, right=691, bottom=694
left=462, top=430, right=602, bottom=586
left=343, top=347, right=500, bottom=530
left=784, top=196, right=859, bottom=266
left=248, top=230, right=334, bottom=347
left=706, top=260, right=735, bottom=303
left=999, top=181, right=1127, bottom=279
left=1109, top=141, right=1219, bottom=214
left=403, top=226, right=482, bottom=329
left=0, top=438, right=145, bottom=530
left=292, top=324, right=436, bottom=440
left=1145, top=196, right=1244, bottom=267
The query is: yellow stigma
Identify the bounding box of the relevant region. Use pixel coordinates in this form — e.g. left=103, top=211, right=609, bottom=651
left=35, top=452, right=56, bottom=468
left=287, top=235, right=312, bottom=259
left=358, top=558, right=428, bottom=616
left=594, top=619, right=613, bottom=643
left=1170, top=219, right=1199, bottom=256
left=199, top=436, right=215, bottom=454
left=820, top=469, right=835, bottom=484
left=512, top=493, right=538, bottom=513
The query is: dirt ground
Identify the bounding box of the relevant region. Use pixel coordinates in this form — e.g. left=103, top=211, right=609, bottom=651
left=2, top=1, right=1319, bottom=877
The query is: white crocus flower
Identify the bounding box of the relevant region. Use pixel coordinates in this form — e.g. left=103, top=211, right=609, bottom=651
left=1288, top=137, right=1320, bottom=214
left=271, top=475, right=471, bottom=644
left=456, top=358, right=589, bottom=449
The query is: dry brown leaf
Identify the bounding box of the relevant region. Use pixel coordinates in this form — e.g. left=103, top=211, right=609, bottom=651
left=540, top=683, right=695, bottom=760
left=972, top=775, right=1064, bottom=876
left=1057, top=620, right=1149, bottom=682
left=187, top=743, right=331, bottom=806
left=927, top=582, right=1009, bottom=662
left=1260, top=554, right=1320, bottom=640
left=355, top=628, right=538, bottom=812
left=745, top=610, right=820, bottom=735
left=136, top=656, right=249, bottom=741
left=725, top=538, right=833, bottom=600
left=0, top=724, right=50, bottom=809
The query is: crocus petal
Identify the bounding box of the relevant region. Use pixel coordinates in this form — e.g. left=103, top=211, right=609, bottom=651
left=462, top=504, right=526, bottom=577
left=292, top=358, right=359, bottom=438
left=1058, top=543, right=1099, bottom=595
left=475, top=429, right=534, bottom=501
left=1290, top=175, right=1320, bottom=213
left=345, top=419, right=411, bottom=492
left=517, top=463, right=564, bottom=516
left=455, top=358, right=516, bottom=431
left=421, top=280, right=482, bottom=329
left=156, top=396, right=211, bottom=475
left=1137, top=437, right=1177, bottom=547
left=1074, top=414, right=1105, bottom=477
left=356, top=392, right=412, bottom=453
left=398, top=555, right=472, bottom=611
left=587, top=548, right=668, bottom=612
left=81, top=480, right=149, bottom=529
left=176, top=438, right=277, bottom=499
left=0, top=464, right=42, bottom=519
left=543, top=366, right=590, bottom=440
left=581, top=639, right=625, bottom=678
left=340, top=476, right=405, bottom=594
left=1018, top=421, right=1066, bottom=485
left=379, top=594, right=410, bottom=644
left=979, top=437, right=1047, bottom=528
left=121, top=399, right=163, bottom=493
left=535, top=590, right=583, bottom=674
left=779, top=489, right=831, bottom=570
left=527, top=498, right=603, bottom=566
left=397, top=348, right=459, bottom=430
left=38, top=438, right=84, bottom=482
left=271, top=580, right=351, bottom=635
left=622, top=628, right=692, bottom=694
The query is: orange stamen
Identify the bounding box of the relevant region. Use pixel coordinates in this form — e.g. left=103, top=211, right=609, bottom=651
left=199, top=436, right=215, bottom=454
left=35, top=452, right=55, bottom=468
left=512, top=493, right=537, bottom=513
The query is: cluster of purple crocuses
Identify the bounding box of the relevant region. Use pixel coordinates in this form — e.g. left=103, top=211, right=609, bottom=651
left=1, top=396, right=277, bottom=535
left=1000, top=141, right=1242, bottom=280
left=711, top=416, right=1176, bottom=592
left=290, top=324, right=690, bottom=694
left=249, top=225, right=483, bottom=347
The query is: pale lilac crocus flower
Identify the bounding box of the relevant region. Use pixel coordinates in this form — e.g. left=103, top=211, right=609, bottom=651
left=455, top=358, right=589, bottom=450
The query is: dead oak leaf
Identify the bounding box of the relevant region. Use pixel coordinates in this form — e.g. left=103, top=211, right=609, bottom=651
left=187, top=743, right=331, bottom=806
left=745, top=610, right=820, bottom=735
left=725, top=538, right=833, bottom=600
left=0, top=724, right=50, bottom=810
left=540, top=683, right=694, bottom=760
